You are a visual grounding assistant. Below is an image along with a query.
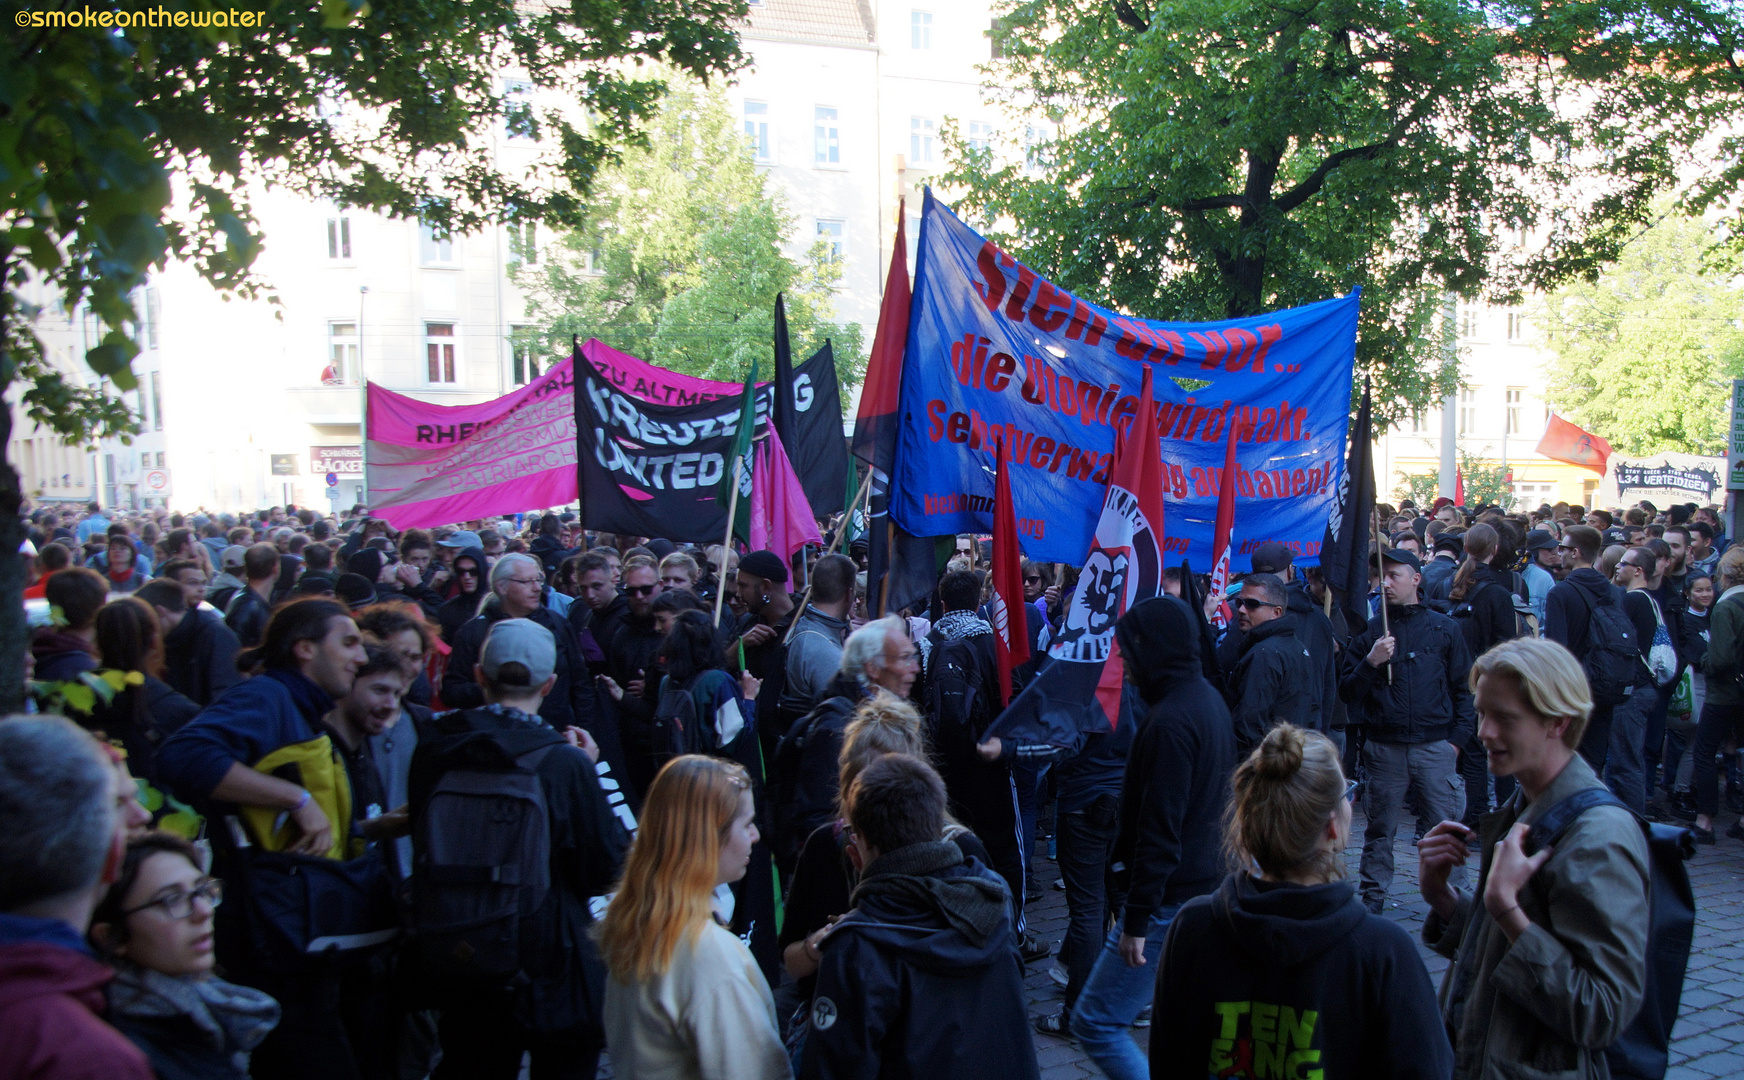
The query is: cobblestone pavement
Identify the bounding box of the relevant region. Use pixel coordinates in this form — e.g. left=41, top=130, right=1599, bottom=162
left=1021, top=810, right=1744, bottom=1080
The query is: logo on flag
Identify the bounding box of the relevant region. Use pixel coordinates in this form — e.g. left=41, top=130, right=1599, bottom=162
left=1055, top=484, right=1163, bottom=663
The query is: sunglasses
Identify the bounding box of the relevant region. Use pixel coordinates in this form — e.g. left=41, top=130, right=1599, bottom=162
left=1023, top=576, right=1041, bottom=584
left=1234, top=597, right=1278, bottom=612
left=624, top=584, right=657, bottom=597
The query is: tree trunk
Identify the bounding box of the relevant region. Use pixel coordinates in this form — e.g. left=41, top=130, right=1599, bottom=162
left=0, top=371, right=30, bottom=715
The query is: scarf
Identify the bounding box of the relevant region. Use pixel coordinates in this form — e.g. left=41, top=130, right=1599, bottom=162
left=851, top=839, right=1009, bottom=947
left=933, top=610, right=992, bottom=640
left=107, top=961, right=279, bottom=1073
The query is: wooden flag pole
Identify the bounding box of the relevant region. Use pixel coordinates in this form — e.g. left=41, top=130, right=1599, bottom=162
left=1375, top=513, right=1392, bottom=684
left=784, top=465, right=877, bottom=644
left=713, top=458, right=743, bottom=629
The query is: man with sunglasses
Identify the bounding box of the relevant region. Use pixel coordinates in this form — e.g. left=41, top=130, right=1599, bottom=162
left=596, top=562, right=667, bottom=799
left=1227, top=573, right=1315, bottom=753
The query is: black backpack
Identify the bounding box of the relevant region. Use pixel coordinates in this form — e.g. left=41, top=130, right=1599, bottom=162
left=410, top=739, right=558, bottom=984
left=1526, top=788, right=1696, bottom=1080
left=1572, top=586, right=1640, bottom=708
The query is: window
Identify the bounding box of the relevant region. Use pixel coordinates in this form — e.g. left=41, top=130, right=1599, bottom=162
left=1506, top=310, right=1525, bottom=340
left=989, top=17, right=1006, bottom=59
left=326, top=216, right=352, bottom=260
left=509, top=222, right=537, bottom=264
left=1024, top=125, right=1050, bottom=172
left=510, top=336, right=541, bottom=386
left=1458, top=388, right=1477, bottom=435
left=141, top=451, right=150, bottom=468
left=744, top=101, right=771, bottom=163
left=909, top=116, right=936, bottom=166
left=425, top=323, right=457, bottom=384
left=502, top=79, right=536, bottom=141
left=142, top=287, right=160, bottom=349
left=155, top=451, right=164, bottom=467
left=325, top=322, right=358, bottom=386
left=911, top=10, right=932, bottom=50
left=419, top=224, right=456, bottom=266
left=1457, top=305, right=1479, bottom=339
left=813, top=106, right=840, bottom=165
left=815, top=219, right=846, bottom=262
left=967, top=121, right=994, bottom=153
left=1505, top=387, right=1525, bottom=436
left=150, top=371, right=162, bottom=431
left=1411, top=410, right=1428, bottom=434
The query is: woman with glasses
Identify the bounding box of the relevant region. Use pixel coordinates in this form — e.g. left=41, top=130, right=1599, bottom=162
left=1150, top=723, right=1453, bottom=1079
left=89, top=833, right=280, bottom=1080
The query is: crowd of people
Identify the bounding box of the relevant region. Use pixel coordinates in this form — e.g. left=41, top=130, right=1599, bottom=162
left=0, top=490, right=1713, bottom=1079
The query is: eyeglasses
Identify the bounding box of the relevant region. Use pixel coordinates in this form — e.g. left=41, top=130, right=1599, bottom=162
left=123, top=878, right=222, bottom=920
left=624, top=584, right=658, bottom=597
left=1344, top=779, right=1361, bottom=804
left=506, top=577, right=544, bottom=588
left=1234, top=597, right=1277, bottom=612
left=1023, top=576, right=1041, bottom=584
left=1558, top=544, right=1578, bottom=552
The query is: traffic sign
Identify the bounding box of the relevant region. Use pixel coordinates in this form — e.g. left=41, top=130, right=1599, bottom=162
left=143, top=469, right=170, bottom=494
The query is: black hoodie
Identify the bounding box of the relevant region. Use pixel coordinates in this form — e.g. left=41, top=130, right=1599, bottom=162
left=1152, top=873, right=1453, bottom=1079
left=434, top=546, right=489, bottom=645
left=1544, top=567, right=1621, bottom=663
left=1110, top=596, right=1238, bottom=935
left=1228, top=618, right=1315, bottom=752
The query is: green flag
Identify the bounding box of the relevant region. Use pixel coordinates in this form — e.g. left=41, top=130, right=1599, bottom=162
left=719, top=360, right=758, bottom=545
left=841, top=458, right=864, bottom=545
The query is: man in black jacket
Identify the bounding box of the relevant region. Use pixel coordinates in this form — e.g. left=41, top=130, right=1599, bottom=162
left=1339, top=548, right=1475, bottom=914
left=409, top=618, right=628, bottom=1080
left=1250, top=541, right=1338, bottom=738
left=1228, top=573, right=1315, bottom=751
left=1068, top=595, right=1235, bottom=1080
left=137, top=579, right=243, bottom=706
left=597, top=561, right=664, bottom=800
left=528, top=512, right=571, bottom=575
left=223, top=542, right=278, bottom=649
left=1544, top=524, right=1624, bottom=768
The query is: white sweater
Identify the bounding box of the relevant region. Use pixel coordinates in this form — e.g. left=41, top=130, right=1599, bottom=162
left=603, top=921, right=792, bottom=1080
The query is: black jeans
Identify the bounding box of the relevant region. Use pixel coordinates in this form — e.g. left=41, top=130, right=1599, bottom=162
left=433, top=998, right=602, bottom=1080
left=1055, top=794, right=1121, bottom=1012
left=1691, top=699, right=1742, bottom=818
left=1460, top=731, right=1490, bottom=825
left=1577, top=702, right=1615, bottom=774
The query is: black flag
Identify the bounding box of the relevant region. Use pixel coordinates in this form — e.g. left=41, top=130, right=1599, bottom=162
left=1321, top=380, right=1375, bottom=634
left=773, top=295, right=849, bottom=518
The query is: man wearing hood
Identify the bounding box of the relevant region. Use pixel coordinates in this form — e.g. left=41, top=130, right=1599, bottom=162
left=1339, top=548, right=1476, bottom=915
left=1068, top=595, right=1236, bottom=1080
left=1227, top=573, right=1316, bottom=751
left=434, top=545, right=488, bottom=645
left=799, top=753, right=1038, bottom=1080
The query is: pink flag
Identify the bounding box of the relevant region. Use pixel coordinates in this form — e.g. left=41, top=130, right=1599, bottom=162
left=750, top=426, right=822, bottom=561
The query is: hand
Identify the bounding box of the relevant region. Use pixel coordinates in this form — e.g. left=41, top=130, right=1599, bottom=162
left=1365, top=634, right=1396, bottom=667
left=1416, top=820, right=1473, bottom=920
left=1044, top=585, right=1060, bottom=606
left=429, top=566, right=452, bottom=589
left=395, top=563, right=422, bottom=588
left=563, top=726, right=601, bottom=763
left=287, top=796, right=334, bottom=856
left=360, top=806, right=410, bottom=840
left=1118, top=933, right=1146, bottom=968
left=741, top=624, right=776, bottom=648
left=626, top=668, right=646, bottom=698
left=597, top=674, right=624, bottom=702
left=740, top=670, right=762, bottom=701
left=1484, top=822, right=1551, bottom=940
left=976, top=736, right=1003, bottom=762
left=1203, top=591, right=1222, bottom=622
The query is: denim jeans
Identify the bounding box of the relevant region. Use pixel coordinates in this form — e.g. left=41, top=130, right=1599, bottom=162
left=1604, top=690, right=1650, bottom=813
left=1068, top=905, right=1180, bottom=1080
left=1055, top=794, right=1120, bottom=1012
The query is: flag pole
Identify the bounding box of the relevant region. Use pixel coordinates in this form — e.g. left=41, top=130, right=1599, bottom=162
left=1374, top=512, right=1392, bottom=684
left=713, top=458, right=743, bottom=629
left=784, top=464, right=877, bottom=644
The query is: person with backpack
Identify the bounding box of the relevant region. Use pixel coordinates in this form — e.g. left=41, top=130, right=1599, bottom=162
left=1609, top=548, right=1673, bottom=815
left=1449, top=524, right=1526, bottom=828
left=408, top=617, right=629, bottom=1080
left=1545, top=524, right=1642, bottom=778
left=1691, top=546, right=1744, bottom=843
left=1418, top=637, right=1651, bottom=1080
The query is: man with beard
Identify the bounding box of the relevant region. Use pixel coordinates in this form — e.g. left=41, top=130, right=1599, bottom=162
left=596, top=561, right=666, bottom=799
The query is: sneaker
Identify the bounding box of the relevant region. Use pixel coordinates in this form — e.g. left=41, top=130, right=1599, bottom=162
left=1033, top=1010, right=1072, bottom=1038
left=1053, top=878, right=1066, bottom=891
left=1362, top=896, right=1385, bottom=916
left=1133, top=1006, right=1152, bottom=1028
left=1048, top=964, right=1069, bottom=989
left=1019, top=934, right=1051, bottom=963
left=1671, top=791, right=1698, bottom=821
left=1693, top=825, right=1717, bottom=845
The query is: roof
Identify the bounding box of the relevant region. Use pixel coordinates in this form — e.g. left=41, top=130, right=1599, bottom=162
left=740, top=0, right=876, bottom=47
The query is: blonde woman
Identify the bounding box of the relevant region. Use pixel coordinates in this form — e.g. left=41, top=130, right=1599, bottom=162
left=1151, top=724, right=1452, bottom=1078
left=598, top=755, right=790, bottom=1080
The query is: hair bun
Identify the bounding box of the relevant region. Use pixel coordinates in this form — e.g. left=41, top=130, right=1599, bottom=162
left=1255, top=725, right=1305, bottom=781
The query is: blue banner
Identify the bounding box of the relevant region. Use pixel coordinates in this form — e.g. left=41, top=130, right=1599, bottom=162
left=891, top=190, right=1361, bottom=568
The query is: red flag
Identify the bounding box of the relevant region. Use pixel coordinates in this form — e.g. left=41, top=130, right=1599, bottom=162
left=1091, top=365, right=1168, bottom=727
left=1536, top=413, right=1612, bottom=474
left=1454, top=466, right=1465, bottom=506
left=853, top=202, right=909, bottom=472
left=991, top=436, right=1031, bottom=706
left=1207, top=423, right=1239, bottom=630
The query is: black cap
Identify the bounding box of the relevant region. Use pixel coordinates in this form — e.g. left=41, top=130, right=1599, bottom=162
left=738, top=550, right=789, bottom=584
left=1249, top=540, right=1294, bottom=575
left=334, top=572, right=377, bottom=610
left=1525, top=529, right=1557, bottom=552
left=1381, top=547, right=1422, bottom=572
left=1433, top=531, right=1465, bottom=555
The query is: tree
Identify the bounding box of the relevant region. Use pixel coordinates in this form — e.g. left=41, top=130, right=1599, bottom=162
left=1540, top=210, right=1744, bottom=457
left=1394, top=449, right=1515, bottom=511
left=513, top=75, right=863, bottom=383
left=948, top=0, right=1744, bottom=424
left=1, top=0, right=747, bottom=711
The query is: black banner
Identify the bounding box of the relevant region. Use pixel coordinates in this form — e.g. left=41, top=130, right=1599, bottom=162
left=783, top=340, right=849, bottom=520
left=1320, top=382, right=1375, bottom=634
left=1615, top=460, right=1720, bottom=501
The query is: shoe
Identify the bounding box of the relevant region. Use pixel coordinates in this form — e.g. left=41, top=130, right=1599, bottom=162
left=1693, top=825, right=1717, bottom=844
left=1133, top=1006, right=1152, bottom=1028
left=1019, top=934, right=1051, bottom=963
left=1362, top=896, right=1385, bottom=916
left=1671, top=791, right=1698, bottom=821
left=1053, top=878, right=1065, bottom=891
left=1048, top=964, right=1069, bottom=988
left=1727, top=820, right=1744, bottom=842
left=1033, top=1011, right=1072, bottom=1038
left=1727, top=784, right=1742, bottom=814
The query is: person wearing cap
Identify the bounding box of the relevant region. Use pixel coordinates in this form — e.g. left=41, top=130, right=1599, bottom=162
left=1422, top=530, right=1463, bottom=602
left=206, top=544, right=250, bottom=612
left=1522, top=529, right=1559, bottom=627
left=409, top=618, right=629, bottom=1080
left=1338, top=546, right=1477, bottom=915
left=729, top=550, right=797, bottom=753
left=1544, top=524, right=1629, bottom=772
left=1226, top=572, right=1316, bottom=753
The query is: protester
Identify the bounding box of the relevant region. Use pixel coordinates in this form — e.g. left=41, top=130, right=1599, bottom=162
left=1690, top=546, right=1744, bottom=842
left=1418, top=637, right=1649, bottom=1079
left=433, top=543, right=487, bottom=644
left=598, top=755, right=791, bottom=1080
left=0, top=715, right=154, bottom=1080
left=1251, top=540, right=1339, bottom=741
left=600, top=559, right=668, bottom=795
left=1545, top=524, right=1633, bottom=771
left=206, top=545, right=249, bottom=614
left=1448, top=523, right=1524, bottom=827
left=658, top=551, right=701, bottom=594
left=136, top=579, right=244, bottom=708
left=1068, top=595, right=1235, bottom=1080
left=798, top=753, right=1040, bottom=1080
left=1151, top=724, right=1453, bottom=1079
left=410, top=617, right=628, bottom=1080
left=32, top=567, right=107, bottom=682
left=83, top=597, right=201, bottom=785
left=779, top=553, right=857, bottom=725
left=223, top=543, right=279, bottom=650
left=1227, top=572, right=1315, bottom=750
left=1339, top=548, right=1475, bottom=915
left=1522, top=529, right=1558, bottom=625
left=87, top=833, right=280, bottom=1080
left=102, top=533, right=149, bottom=594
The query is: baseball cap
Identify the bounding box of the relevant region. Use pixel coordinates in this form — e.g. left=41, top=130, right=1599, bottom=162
left=220, top=544, right=249, bottom=570
left=1249, top=540, right=1294, bottom=575
left=1525, top=529, right=1557, bottom=552
left=1380, top=547, right=1422, bottom=572
left=480, top=618, right=556, bottom=687
left=438, top=530, right=482, bottom=549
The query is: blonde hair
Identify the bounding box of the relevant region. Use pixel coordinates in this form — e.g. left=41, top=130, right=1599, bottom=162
left=595, top=755, right=750, bottom=981
left=1720, top=546, right=1744, bottom=590
left=837, top=693, right=928, bottom=817
left=1469, top=637, right=1593, bottom=748
left=1224, top=724, right=1346, bottom=882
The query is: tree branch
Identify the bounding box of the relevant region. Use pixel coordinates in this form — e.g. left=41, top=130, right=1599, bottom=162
left=1180, top=194, right=1247, bottom=212
left=1273, top=95, right=1439, bottom=214
left=1112, top=1, right=1149, bottom=32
